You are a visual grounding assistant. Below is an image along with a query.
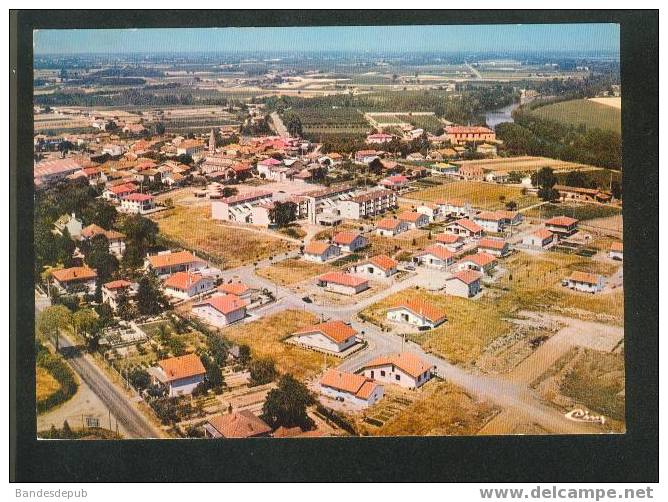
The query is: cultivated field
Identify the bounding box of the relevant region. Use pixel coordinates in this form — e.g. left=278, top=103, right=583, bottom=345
left=222, top=310, right=324, bottom=380
left=151, top=206, right=298, bottom=268
left=256, top=259, right=334, bottom=286
left=406, top=180, right=538, bottom=210
left=529, top=99, right=621, bottom=134
left=454, top=156, right=599, bottom=173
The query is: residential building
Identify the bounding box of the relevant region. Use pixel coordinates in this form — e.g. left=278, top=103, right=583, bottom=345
left=319, top=369, right=384, bottom=408
left=351, top=255, right=398, bottom=278
left=34, top=157, right=86, bottom=185
left=435, top=233, right=464, bottom=252
left=376, top=218, right=409, bottom=237
left=119, top=193, right=156, bottom=215
left=211, top=191, right=273, bottom=224
left=176, top=139, right=205, bottom=157
left=203, top=411, right=272, bottom=439
left=609, top=242, right=623, bottom=261
left=292, top=320, right=358, bottom=354
left=217, top=282, right=252, bottom=301
left=414, top=245, right=456, bottom=269
left=545, top=216, right=579, bottom=237
left=523, top=229, right=557, bottom=249
left=366, top=133, right=394, bottom=144
left=145, top=250, right=207, bottom=276
left=379, top=175, right=409, bottom=190
left=473, top=211, right=507, bottom=233
left=332, top=231, right=368, bottom=253
left=456, top=252, right=497, bottom=274
left=316, top=271, right=370, bottom=295
left=163, top=271, right=215, bottom=300
left=477, top=237, right=510, bottom=257
left=150, top=353, right=206, bottom=397
left=445, top=270, right=482, bottom=298
left=398, top=211, right=429, bottom=229
left=50, top=266, right=97, bottom=295
left=79, top=224, right=126, bottom=257
left=495, top=210, right=524, bottom=226
left=191, top=294, right=247, bottom=327
left=386, top=299, right=447, bottom=329
left=101, top=279, right=133, bottom=310
left=416, top=203, right=443, bottom=222
left=303, top=241, right=341, bottom=263
left=435, top=198, right=471, bottom=218
left=458, top=164, right=485, bottom=181
left=554, top=185, right=612, bottom=203
left=446, top=125, right=496, bottom=144
left=564, top=271, right=604, bottom=294
left=53, top=213, right=83, bottom=239
left=445, top=218, right=484, bottom=239
left=359, top=352, right=433, bottom=390
left=102, top=182, right=138, bottom=201
left=336, top=189, right=397, bottom=220
left=354, top=150, right=380, bottom=164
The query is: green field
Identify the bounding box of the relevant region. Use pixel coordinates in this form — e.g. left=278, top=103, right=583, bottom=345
left=524, top=202, right=622, bottom=221
left=529, top=99, right=621, bottom=134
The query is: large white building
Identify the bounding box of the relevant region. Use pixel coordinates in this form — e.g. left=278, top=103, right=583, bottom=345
left=211, top=190, right=273, bottom=224
left=563, top=271, right=604, bottom=294
left=119, top=193, right=155, bottom=215
left=336, top=189, right=397, bottom=220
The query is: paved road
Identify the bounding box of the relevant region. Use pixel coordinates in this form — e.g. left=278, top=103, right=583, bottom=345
left=465, top=61, right=483, bottom=80
left=270, top=111, right=289, bottom=138
left=36, top=290, right=162, bottom=439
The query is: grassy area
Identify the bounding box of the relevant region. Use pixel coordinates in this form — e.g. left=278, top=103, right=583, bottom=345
left=405, top=180, right=538, bottom=210
left=151, top=206, right=298, bottom=268
left=555, top=168, right=622, bottom=189
left=256, top=259, right=334, bottom=286
left=453, top=156, right=595, bottom=173
left=222, top=310, right=324, bottom=380
left=360, top=382, right=497, bottom=436
left=559, top=348, right=625, bottom=423
left=524, top=202, right=622, bottom=221
left=36, top=367, right=61, bottom=402
left=529, top=99, right=621, bottom=134
left=367, top=231, right=434, bottom=258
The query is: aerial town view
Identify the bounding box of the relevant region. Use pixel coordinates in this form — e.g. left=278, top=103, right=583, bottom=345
left=32, top=25, right=624, bottom=440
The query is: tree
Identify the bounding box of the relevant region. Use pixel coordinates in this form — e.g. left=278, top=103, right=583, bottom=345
left=115, top=288, right=136, bottom=321
left=154, top=122, right=166, bottom=135
left=532, top=167, right=560, bottom=202
left=249, top=358, right=278, bottom=386
left=202, top=354, right=224, bottom=393
left=61, top=420, right=74, bottom=438
left=222, top=187, right=238, bottom=198
left=56, top=228, right=76, bottom=268
left=37, top=305, right=72, bottom=352
left=261, top=374, right=315, bottom=430
left=129, top=368, right=151, bottom=390
left=136, top=272, right=168, bottom=316
left=85, top=235, right=118, bottom=281
left=268, top=201, right=297, bottom=228
left=72, top=308, right=99, bottom=347
left=505, top=200, right=518, bottom=211
left=284, top=113, right=303, bottom=138
left=208, top=336, right=228, bottom=367
left=82, top=200, right=118, bottom=229
left=611, top=180, right=622, bottom=200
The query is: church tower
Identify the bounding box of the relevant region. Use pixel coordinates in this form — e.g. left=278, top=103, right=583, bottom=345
left=208, top=129, right=216, bottom=154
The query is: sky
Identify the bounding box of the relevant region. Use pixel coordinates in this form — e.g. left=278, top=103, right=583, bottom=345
left=33, top=24, right=619, bottom=55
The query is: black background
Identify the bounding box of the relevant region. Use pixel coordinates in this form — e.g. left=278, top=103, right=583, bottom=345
left=10, top=10, right=658, bottom=483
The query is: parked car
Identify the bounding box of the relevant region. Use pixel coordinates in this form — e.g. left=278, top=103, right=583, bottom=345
left=302, top=296, right=312, bottom=304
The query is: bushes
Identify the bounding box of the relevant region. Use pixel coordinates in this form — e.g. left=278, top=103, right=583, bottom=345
left=36, top=346, right=78, bottom=414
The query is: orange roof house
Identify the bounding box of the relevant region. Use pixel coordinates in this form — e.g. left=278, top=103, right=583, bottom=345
left=319, top=369, right=383, bottom=405
left=204, top=411, right=272, bottom=439
left=387, top=299, right=447, bottom=327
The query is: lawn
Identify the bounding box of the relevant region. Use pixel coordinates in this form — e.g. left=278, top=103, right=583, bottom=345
left=523, top=202, right=622, bottom=221
left=222, top=310, right=324, bottom=380
left=36, top=366, right=61, bottom=402
left=256, top=259, right=334, bottom=286
left=529, top=99, right=621, bottom=134
left=360, top=382, right=498, bottom=436
left=151, top=206, right=298, bottom=268
left=405, top=180, right=538, bottom=210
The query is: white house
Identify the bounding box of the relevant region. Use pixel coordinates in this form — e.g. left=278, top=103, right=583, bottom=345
left=523, top=229, right=557, bottom=249
left=316, top=272, right=369, bottom=295
left=435, top=199, right=471, bottom=218
left=609, top=242, right=623, bottom=261
left=398, top=211, right=429, bottom=229
left=163, top=271, right=215, bottom=300
left=332, top=231, right=368, bottom=253
left=545, top=216, right=579, bottom=237
left=101, top=279, right=133, bottom=310
left=477, top=237, right=510, bottom=257
left=145, top=250, right=207, bottom=277
left=191, top=294, right=247, bottom=327
left=445, top=218, right=484, bottom=239
left=303, top=241, right=341, bottom=262
left=456, top=252, right=497, bottom=274
left=150, top=353, right=207, bottom=397
left=319, top=369, right=384, bottom=408
left=416, top=204, right=443, bottom=222
left=473, top=211, right=507, bottom=233
left=386, top=299, right=447, bottom=329
left=351, top=254, right=398, bottom=279
left=376, top=218, right=409, bottom=237
left=445, top=270, right=482, bottom=298
left=292, top=320, right=358, bottom=354
left=414, top=245, right=456, bottom=269
left=216, top=282, right=253, bottom=301
left=50, top=266, right=97, bottom=295
left=119, top=193, right=155, bottom=215
left=359, top=352, right=433, bottom=390
left=564, top=271, right=604, bottom=294
left=435, top=233, right=464, bottom=252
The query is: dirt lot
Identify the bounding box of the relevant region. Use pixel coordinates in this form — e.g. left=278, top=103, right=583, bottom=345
left=222, top=310, right=324, bottom=380
left=356, top=381, right=498, bottom=436
left=151, top=205, right=298, bottom=268
left=256, top=259, right=335, bottom=286
left=532, top=347, right=625, bottom=432
left=405, top=180, right=538, bottom=210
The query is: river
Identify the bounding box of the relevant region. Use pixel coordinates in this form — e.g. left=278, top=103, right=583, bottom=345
left=485, top=100, right=520, bottom=130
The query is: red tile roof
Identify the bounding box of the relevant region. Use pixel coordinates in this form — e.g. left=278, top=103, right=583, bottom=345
left=108, top=182, right=138, bottom=195
left=123, top=193, right=153, bottom=202
left=304, top=240, right=335, bottom=255
left=450, top=269, right=482, bottom=285
left=436, top=233, right=460, bottom=244
left=461, top=252, right=497, bottom=267
left=546, top=216, right=579, bottom=227
left=376, top=218, right=403, bottom=230
left=389, top=299, right=446, bottom=324
left=478, top=237, right=507, bottom=250
left=450, top=218, right=483, bottom=234
left=568, top=271, right=600, bottom=285
left=195, top=294, right=247, bottom=315
left=417, top=245, right=456, bottom=261
left=103, top=279, right=132, bottom=290
left=158, top=353, right=206, bottom=382
left=398, top=211, right=426, bottom=223
left=207, top=411, right=271, bottom=438
left=317, top=271, right=368, bottom=288
left=217, top=282, right=251, bottom=296
left=368, top=254, right=398, bottom=271
left=163, top=271, right=209, bottom=291
left=533, top=228, right=555, bottom=240
left=51, top=266, right=97, bottom=283
left=147, top=251, right=204, bottom=269
left=320, top=368, right=379, bottom=399
left=294, top=320, right=357, bottom=344
left=362, top=352, right=432, bottom=379
left=333, top=231, right=361, bottom=246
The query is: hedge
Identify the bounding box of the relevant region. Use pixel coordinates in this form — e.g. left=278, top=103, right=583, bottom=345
left=36, top=347, right=79, bottom=414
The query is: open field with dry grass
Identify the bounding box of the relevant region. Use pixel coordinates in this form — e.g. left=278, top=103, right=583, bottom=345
left=361, top=250, right=623, bottom=366
left=222, top=310, right=324, bottom=380
left=588, top=97, right=621, bottom=109
left=454, top=156, right=598, bottom=173
left=256, top=259, right=335, bottom=286
left=151, top=206, right=298, bottom=268
left=36, top=367, right=61, bottom=402
left=357, top=381, right=498, bottom=436
left=405, top=180, right=538, bottom=210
